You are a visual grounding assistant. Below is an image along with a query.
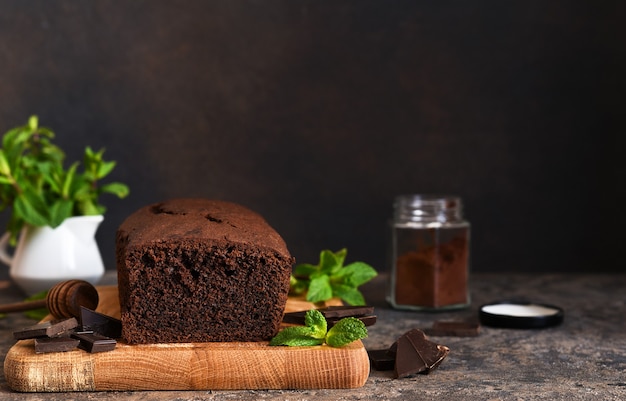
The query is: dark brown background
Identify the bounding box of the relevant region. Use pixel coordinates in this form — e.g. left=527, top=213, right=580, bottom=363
left=0, top=1, right=623, bottom=274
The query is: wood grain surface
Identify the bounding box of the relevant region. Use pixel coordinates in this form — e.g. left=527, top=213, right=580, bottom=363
left=4, top=286, right=369, bottom=392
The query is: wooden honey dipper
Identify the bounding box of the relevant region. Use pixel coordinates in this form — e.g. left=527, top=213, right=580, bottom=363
left=0, top=279, right=99, bottom=319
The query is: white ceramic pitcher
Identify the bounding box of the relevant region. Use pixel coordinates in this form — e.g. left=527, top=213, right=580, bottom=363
left=0, top=215, right=105, bottom=296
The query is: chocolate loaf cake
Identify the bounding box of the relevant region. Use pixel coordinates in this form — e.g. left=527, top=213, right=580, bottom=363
left=116, top=198, right=294, bottom=344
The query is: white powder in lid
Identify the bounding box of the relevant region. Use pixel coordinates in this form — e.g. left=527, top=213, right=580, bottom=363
left=481, top=303, right=561, bottom=317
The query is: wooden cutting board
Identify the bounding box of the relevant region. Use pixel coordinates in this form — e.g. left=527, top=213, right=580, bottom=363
left=4, top=286, right=370, bottom=392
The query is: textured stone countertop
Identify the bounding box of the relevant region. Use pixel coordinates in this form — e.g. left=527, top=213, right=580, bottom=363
left=1, top=271, right=625, bottom=400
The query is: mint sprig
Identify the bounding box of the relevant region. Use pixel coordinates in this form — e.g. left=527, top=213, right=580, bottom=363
left=270, top=310, right=367, bottom=348
left=0, top=116, right=130, bottom=243
left=290, top=249, right=377, bottom=305
left=269, top=309, right=327, bottom=347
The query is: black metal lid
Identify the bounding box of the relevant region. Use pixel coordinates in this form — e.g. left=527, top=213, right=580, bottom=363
left=479, top=301, right=564, bottom=329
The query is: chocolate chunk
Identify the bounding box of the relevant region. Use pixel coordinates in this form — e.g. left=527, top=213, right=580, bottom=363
left=394, top=329, right=449, bottom=379
left=34, top=337, right=80, bottom=353
left=282, top=306, right=376, bottom=327
left=80, top=306, right=122, bottom=338
left=326, top=315, right=377, bottom=327
left=426, top=320, right=480, bottom=337
left=317, top=306, right=375, bottom=319
left=394, top=335, right=428, bottom=378
left=13, top=318, right=79, bottom=340
left=281, top=310, right=308, bottom=325
left=368, top=349, right=396, bottom=371
left=71, top=326, right=95, bottom=335
left=388, top=340, right=397, bottom=355
left=72, top=332, right=116, bottom=353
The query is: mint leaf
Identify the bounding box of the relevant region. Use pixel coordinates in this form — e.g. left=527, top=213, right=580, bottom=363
left=0, top=150, right=11, bottom=175
left=270, top=310, right=327, bottom=346
left=333, top=248, right=347, bottom=266
left=330, top=284, right=366, bottom=306
left=293, top=263, right=318, bottom=277
left=49, top=199, right=74, bottom=227
left=27, top=115, right=38, bottom=131
left=14, top=192, right=49, bottom=227
left=304, top=309, right=327, bottom=339
left=99, top=182, right=130, bottom=198
left=307, top=275, right=332, bottom=303
left=272, top=335, right=325, bottom=347
left=61, top=162, right=78, bottom=198
left=336, top=262, right=378, bottom=287
left=320, top=249, right=342, bottom=275
left=96, top=160, right=116, bottom=180
left=325, top=317, right=368, bottom=347
left=269, top=326, right=324, bottom=346
left=76, top=199, right=102, bottom=216
left=289, top=276, right=309, bottom=295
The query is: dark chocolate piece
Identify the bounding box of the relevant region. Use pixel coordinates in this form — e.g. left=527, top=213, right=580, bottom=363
left=71, top=326, right=95, bottom=335
left=394, top=329, right=449, bottom=379
left=13, top=318, right=79, bottom=340
left=388, top=340, right=397, bottom=355
left=426, top=320, right=480, bottom=337
left=282, top=306, right=376, bottom=327
left=368, top=349, right=396, bottom=371
left=326, top=315, right=377, bottom=327
left=34, top=337, right=80, bottom=353
left=394, top=335, right=428, bottom=378
left=281, top=311, right=310, bottom=325
left=72, top=332, right=117, bottom=353
left=317, top=306, right=375, bottom=319
left=80, top=306, right=122, bottom=338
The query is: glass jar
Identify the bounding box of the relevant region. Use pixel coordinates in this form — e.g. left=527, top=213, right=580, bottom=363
left=388, top=195, right=470, bottom=311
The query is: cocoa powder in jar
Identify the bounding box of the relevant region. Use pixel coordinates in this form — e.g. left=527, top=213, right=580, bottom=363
left=394, top=234, right=469, bottom=308
left=389, top=195, right=470, bottom=310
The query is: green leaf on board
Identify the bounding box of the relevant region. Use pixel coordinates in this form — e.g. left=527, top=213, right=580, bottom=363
left=325, top=317, right=368, bottom=347
left=270, top=309, right=367, bottom=348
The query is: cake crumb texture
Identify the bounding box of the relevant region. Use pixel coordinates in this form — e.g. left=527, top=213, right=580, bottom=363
left=116, top=198, right=294, bottom=344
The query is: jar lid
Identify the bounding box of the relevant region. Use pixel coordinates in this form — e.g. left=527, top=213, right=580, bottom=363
left=479, top=301, right=564, bottom=329
left=393, top=194, right=463, bottom=223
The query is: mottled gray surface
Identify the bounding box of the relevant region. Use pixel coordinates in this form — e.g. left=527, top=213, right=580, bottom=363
left=1, top=272, right=625, bottom=400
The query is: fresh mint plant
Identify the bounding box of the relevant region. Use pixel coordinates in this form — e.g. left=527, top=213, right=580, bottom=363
left=290, top=249, right=377, bottom=306
left=270, top=309, right=367, bottom=348
left=0, top=116, right=129, bottom=243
